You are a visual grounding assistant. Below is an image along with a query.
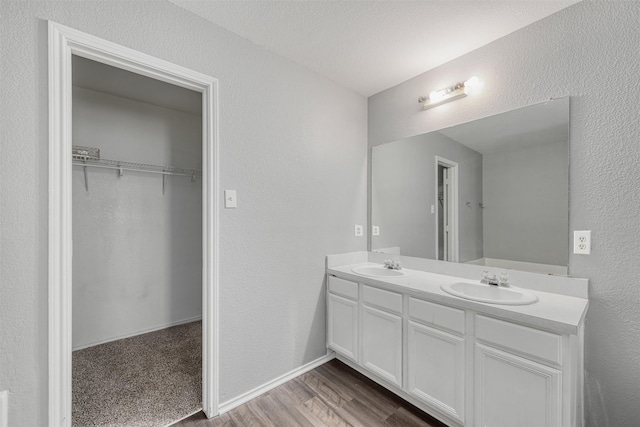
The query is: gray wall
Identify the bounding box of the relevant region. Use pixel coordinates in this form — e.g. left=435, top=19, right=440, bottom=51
left=483, top=140, right=568, bottom=266
left=368, top=2, right=640, bottom=426
left=72, top=87, right=203, bottom=350
left=0, top=2, right=367, bottom=425
left=371, top=132, right=483, bottom=261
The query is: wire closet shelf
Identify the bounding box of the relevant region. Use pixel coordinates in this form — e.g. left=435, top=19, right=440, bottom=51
left=72, top=145, right=201, bottom=193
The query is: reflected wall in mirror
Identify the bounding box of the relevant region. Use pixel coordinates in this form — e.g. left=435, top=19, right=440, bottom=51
left=371, top=97, right=569, bottom=275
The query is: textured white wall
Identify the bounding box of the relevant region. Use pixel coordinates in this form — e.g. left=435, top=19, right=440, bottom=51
left=369, top=2, right=640, bottom=425
left=0, top=2, right=367, bottom=425
left=72, top=87, right=203, bottom=350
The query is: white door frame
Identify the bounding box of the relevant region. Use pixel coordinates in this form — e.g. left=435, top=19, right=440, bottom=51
left=434, top=156, right=459, bottom=262
left=48, top=21, right=219, bottom=426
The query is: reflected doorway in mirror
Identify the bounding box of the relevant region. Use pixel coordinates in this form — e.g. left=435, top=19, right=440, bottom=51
left=435, top=156, right=459, bottom=262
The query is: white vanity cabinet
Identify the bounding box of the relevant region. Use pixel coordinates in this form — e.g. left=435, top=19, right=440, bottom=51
left=326, top=276, right=359, bottom=362
left=474, top=315, right=564, bottom=427
left=361, top=285, right=403, bottom=387
left=325, top=269, right=585, bottom=427
left=407, top=298, right=466, bottom=423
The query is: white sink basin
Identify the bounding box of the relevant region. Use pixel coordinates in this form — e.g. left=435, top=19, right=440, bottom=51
left=441, top=282, right=538, bottom=305
left=351, top=265, right=409, bottom=278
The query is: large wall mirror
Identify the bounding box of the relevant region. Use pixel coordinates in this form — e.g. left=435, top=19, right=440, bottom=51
left=370, top=97, right=569, bottom=275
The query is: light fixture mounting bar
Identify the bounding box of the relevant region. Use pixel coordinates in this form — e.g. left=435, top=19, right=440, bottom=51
left=422, top=86, right=467, bottom=110
left=419, top=76, right=481, bottom=110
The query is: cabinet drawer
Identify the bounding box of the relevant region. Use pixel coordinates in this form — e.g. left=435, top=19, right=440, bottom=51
left=363, top=285, right=403, bottom=314
left=476, top=315, right=562, bottom=365
left=328, top=275, right=358, bottom=300
left=409, top=297, right=465, bottom=335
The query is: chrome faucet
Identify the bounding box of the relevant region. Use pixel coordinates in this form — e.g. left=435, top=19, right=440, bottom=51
left=384, top=259, right=402, bottom=270
left=481, top=271, right=499, bottom=286
left=481, top=270, right=509, bottom=287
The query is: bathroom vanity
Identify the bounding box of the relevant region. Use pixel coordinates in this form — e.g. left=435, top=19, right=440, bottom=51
left=326, top=252, right=588, bottom=427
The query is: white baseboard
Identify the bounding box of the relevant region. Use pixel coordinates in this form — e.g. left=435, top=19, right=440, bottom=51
left=72, top=316, right=202, bottom=351
left=218, top=352, right=336, bottom=414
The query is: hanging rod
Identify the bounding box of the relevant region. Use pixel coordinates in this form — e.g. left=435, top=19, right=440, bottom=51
left=72, top=154, right=201, bottom=193
left=72, top=158, right=200, bottom=177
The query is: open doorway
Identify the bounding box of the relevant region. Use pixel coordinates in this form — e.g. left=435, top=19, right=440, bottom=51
left=435, top=156, right=459, bottom=262
left=48, top=22, right=219, bottom=427
left=70, top=56, right=203, bottom=426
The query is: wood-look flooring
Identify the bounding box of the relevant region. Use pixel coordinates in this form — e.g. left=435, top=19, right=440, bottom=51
left=173, top=359, right=447, bottom=427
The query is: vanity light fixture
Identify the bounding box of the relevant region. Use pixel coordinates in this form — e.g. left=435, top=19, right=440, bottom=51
left=418, top=76, right=482, bottom=110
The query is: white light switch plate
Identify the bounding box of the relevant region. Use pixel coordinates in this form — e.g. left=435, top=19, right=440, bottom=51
left=573, top=230, right=591, bottom=254
left=354, top=224, right=364, bottom=237
left=224, top=190, right=237, bottom=208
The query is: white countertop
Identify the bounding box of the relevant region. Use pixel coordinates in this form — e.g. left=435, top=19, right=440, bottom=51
left=328, top=262, right=588, bottom=335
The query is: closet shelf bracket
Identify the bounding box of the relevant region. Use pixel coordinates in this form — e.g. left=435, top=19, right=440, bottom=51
left=83, top=166, right=89, bottom=192
left=162, top=173, right=167, bottom=196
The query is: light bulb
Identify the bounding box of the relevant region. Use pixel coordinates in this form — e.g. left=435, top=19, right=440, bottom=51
left=464, top=76, right=483, bottom=94
left=429, top=90, right=445, bottom=102
left=465, top=76, right=479, bottom=87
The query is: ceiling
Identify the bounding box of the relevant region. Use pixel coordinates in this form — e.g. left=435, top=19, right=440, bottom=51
left=168, top=0, right=580, bottom=97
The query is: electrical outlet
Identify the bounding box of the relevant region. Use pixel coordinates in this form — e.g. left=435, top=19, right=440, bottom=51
left=573, top=230, right=591, bottom=255
left=354, top=224, right=364, bottom=237
left=372, top=226, right=380, bottom=236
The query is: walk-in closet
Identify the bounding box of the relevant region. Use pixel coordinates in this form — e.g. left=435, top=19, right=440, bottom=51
left=71, top=56, right=203, bottom=426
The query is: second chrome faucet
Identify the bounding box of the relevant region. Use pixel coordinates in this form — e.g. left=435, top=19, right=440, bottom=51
left=481, top=270, right=510, bottom=287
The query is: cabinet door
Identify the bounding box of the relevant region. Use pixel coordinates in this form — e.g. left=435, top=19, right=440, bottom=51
left=408, top=321, right=465, bottom=423
left=475, top=343, right=561, bottom=427
left=362, top=304, right=402, bottom=387
left=327, top=293, right=358, bottom=362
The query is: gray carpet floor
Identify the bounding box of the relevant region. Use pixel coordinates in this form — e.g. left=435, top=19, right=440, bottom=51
left=73, top=321, right=202, bottom=427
